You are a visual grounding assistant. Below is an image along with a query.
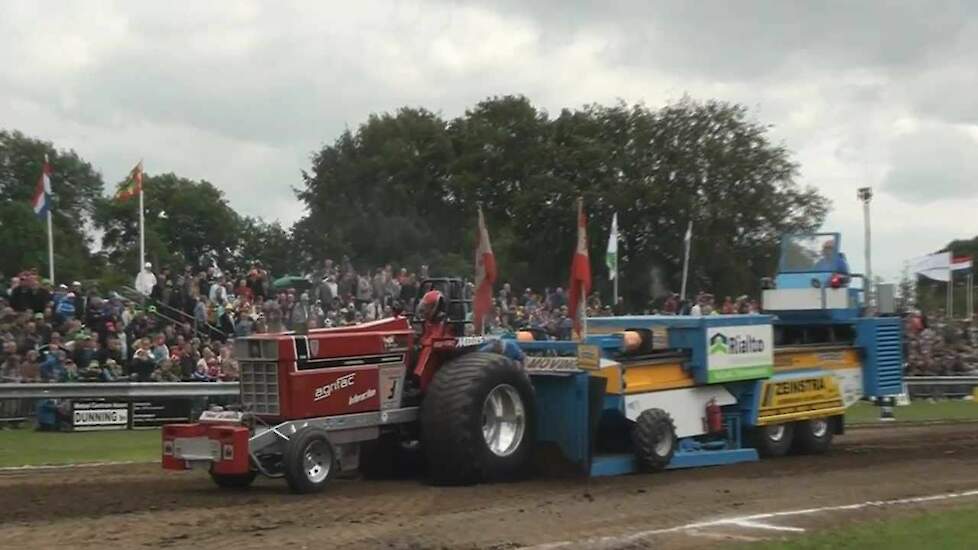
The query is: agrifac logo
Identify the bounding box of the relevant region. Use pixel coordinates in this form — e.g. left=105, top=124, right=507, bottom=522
left=709, top=332, right=765, bottom=355
left=313, top=373, right=356, bottom=402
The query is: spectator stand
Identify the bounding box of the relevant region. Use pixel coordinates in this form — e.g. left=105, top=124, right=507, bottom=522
left=116, top=285, right=225, bottom=341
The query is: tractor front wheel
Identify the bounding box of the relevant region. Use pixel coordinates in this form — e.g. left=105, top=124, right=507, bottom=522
left=421, top=352, right=535, bottom=485
left=284, top=427, right=336, bottom=494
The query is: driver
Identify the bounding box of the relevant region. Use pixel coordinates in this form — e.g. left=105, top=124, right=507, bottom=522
left=813, top=240, right=850, bottom=274
left=416, top=289, right=447, bottom=324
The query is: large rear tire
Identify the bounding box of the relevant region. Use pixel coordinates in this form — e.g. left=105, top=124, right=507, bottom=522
left=209, top=469, right=257, bottom=489
left=421, top=352, right=535, bottom=485
left=792, top=418, right=834, bottom=454
left=284, top=427, right=336, bottom=494
left=749, top=423, right=794, bottom=457
left=632, top=408, right=677, bottom=472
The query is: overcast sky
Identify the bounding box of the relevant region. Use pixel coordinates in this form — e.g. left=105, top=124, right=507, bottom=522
left=2, top=0, right=977, bottom=281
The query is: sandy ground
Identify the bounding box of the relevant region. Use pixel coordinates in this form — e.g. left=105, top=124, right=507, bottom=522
left=2, top=423, right=977, bottom=549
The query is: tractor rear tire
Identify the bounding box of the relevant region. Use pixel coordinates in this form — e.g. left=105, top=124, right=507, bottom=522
left=632, top=408, right=677, bottom=472
left=792, top=418, right=834, bottom=454
left=284, top=427, right=336, bottom=494
left=421, top=352, right=535, bottom=486
left=749, top=423, right=795, bottom=458
left=209, top=469, right=257, bottom=489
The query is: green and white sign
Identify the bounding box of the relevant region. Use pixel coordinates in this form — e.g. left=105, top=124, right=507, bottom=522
left=705, top=324, right=774, bottom=383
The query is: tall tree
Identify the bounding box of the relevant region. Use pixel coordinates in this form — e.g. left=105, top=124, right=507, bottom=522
left=95, top=173, right=241, bottom=275
left=233, top=217, right=294, bottom=278
left=295, top=107, right=461, bottom=274
left=0, top=130, right=104, bottom=282
left=294, top=96, right=829, bottom=306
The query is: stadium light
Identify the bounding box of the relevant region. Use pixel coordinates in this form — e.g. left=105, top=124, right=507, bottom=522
left=857, top=187, right=873, bottom=310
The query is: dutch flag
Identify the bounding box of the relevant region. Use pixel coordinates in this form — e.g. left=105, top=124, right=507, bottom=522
left=32, top=155, right=52, bottom=219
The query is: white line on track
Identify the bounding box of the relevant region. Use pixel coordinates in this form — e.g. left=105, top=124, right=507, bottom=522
left=728, top=519, right=805, bottom=532
left=0, top=460, right=155, bottom=473
left=523, top=488, right=978, bottom=549
left=687, top=530, right=762, bottom=542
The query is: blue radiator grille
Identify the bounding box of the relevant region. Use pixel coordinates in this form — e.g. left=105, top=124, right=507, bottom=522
left=858, top=318, right=904, bottom=396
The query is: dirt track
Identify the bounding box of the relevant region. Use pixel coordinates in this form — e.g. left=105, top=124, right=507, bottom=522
left=2, top=423, right=978, bottom=549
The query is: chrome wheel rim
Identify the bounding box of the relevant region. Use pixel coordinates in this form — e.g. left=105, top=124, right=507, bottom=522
left=810, top=418, right=828, bottom=438
left=768, top=424, right=786, bottom=442
left=303, top=439, right=332, bottom=483
left=654, top=425, right=673, bottom=456
left=482, top=384, right=526, bottom=457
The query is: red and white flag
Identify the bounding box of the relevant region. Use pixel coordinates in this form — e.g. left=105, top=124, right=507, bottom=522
left=31, top=155, right=53, bottom=219
left=473, top=207, right=497, bottom=334
left=568, top=197, right=592, bottom=338
left=952, top=256, right=973, bottom=271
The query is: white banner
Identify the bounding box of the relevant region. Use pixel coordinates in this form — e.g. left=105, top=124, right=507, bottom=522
left=910, top=252, right=951, bottom=282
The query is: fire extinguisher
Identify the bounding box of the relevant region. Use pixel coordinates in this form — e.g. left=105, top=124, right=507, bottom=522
left=706, top=398, right=723, bottom=434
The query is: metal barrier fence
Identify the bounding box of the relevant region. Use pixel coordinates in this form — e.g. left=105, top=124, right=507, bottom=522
left=0, top=382, right=240, bottom=428
left=0, top=382, right=239, bottom=400
left=904, top=376, right=978, bottom=399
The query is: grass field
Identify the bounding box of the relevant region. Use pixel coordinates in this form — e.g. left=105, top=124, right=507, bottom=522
left=845, top=399, right=978, bottom=424
left=0, top=428, right=160, bottom=468
left=747, top=505, right=978, bottom=550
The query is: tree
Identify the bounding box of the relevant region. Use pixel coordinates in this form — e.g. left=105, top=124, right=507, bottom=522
left=233, top=217, right=294, bottom=278
left=95, top=173, right=241, bottom=276
left=0, top=130, right=104, bottom=282
left=295, top=107, right=462, bottom=274
left=294, top=96, right=829, bottom=307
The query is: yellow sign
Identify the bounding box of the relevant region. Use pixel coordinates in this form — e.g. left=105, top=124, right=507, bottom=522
left=758, top=375, right=844, bottom=423
left=774, top=348, right=861, bottom=371
left=577, top=345, right=600, bottom=370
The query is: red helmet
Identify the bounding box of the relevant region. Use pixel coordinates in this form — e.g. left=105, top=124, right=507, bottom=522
left=417, top=290, right=446, bottom=322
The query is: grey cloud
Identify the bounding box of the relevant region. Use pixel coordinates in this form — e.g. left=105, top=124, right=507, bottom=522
left=2, top=0, right=978, bottom=275
left=493, top=1, right=974, bottom=80
left=883, top=125, right=978, bottom=203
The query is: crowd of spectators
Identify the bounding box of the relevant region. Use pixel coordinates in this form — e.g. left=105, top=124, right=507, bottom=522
left=11, top=258, right=971, bottom=385
left=0, top=269, right=238, bottom=384
left=904, top=310, right=978, bottom=376
left=0, top=258, right=435, bottom=385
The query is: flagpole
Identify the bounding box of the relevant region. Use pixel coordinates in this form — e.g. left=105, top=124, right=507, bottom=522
left=139, top=184, right=145, bottom=273
left=680, top=221, right=692, bottom=304
left=947, top=273, right=953, bottom=319
left=613, top=255, right=618, bottom=306
left=46, top=209, right=54, bottom=284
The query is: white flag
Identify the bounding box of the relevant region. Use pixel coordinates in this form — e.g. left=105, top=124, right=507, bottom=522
left=606, top=213, right=618, bottom=280
left=910, top=252, right=951, bottom=282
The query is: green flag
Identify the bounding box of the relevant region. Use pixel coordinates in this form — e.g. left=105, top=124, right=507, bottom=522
left=606, top=212, right=618, bottom=280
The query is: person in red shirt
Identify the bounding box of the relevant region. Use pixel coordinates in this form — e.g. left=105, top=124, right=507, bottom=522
left=235, top=278, right=253, bottom=304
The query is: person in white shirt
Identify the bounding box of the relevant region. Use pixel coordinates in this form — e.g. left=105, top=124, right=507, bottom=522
left=135, top=263, right=157, bottom=296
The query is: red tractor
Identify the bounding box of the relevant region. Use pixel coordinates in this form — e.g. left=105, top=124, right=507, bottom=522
left=162, top=279, right=535, bottom=493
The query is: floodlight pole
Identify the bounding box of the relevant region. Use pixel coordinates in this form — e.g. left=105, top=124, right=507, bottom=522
left=857, top=187, right=873, bottom=311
